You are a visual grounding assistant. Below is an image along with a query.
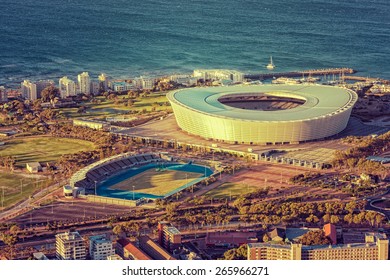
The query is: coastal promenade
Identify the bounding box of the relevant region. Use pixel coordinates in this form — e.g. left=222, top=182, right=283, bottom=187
left=245, top=67, right=356, bottom=80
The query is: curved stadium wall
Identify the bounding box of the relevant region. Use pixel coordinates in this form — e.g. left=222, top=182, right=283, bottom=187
left=167, top=84, right=358, bottom=144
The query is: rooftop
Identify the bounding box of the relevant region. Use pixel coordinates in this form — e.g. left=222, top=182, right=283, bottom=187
left=166, top=227, right=181, bottom=235
left=123, top=242, right=151, bottom=260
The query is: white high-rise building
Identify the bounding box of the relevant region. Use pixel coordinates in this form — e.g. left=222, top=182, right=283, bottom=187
left=21, top=80, right=37, bottom=100
left=59, top=76, right=76, bottom=98
left=140, top=77, right=155, bottom=90
left=78, top=72, right=91, bottom=94
left=89, top=235, right=115, bottom=260
left=56, top=231, right=86, bottom=260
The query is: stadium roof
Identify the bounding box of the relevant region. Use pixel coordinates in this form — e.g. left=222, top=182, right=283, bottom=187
left=169, top=84, right=357, bottom=122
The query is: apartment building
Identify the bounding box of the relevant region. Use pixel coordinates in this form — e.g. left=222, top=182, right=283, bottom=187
left=59, top=76, right=76, bottom=98
left=247, top=234, right=389, bottom=260
left=56, top=231, right=86, bottom=260
left=21, top=80, right=37, bottom=100
left=158, top=221, right=182, bottom=252
left=78, top=72, right=91, bottom=94
left=88, top=235, right=115, bottom=260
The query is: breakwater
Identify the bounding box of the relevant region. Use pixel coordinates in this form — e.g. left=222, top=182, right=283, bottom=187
left=245, top=68, right=356, bottom=80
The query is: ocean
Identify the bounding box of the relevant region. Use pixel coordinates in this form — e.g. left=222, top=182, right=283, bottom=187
left=0, top=0, right=389, bottom=86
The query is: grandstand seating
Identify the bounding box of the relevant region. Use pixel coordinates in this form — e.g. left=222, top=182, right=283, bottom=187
left=70, top=153, right=163, bottom=192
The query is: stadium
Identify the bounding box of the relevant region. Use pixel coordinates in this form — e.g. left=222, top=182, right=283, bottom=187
left=167, top=84, right=358, bottom=144
left=69, top=152, right=213, bottom=202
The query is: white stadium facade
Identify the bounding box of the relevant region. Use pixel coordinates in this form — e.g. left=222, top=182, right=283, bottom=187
left=167, top=84, right=358, bottom=145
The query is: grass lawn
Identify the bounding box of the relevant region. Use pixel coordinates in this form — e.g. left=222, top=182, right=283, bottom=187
left=0, top=172, right=47, bottom=209
left=60, top=94, right=171, bottom=119
left=110, top=169, right=202, bottom=196
left=0, top=137, right=95, bottom=167
left=204, top=182, right=258, bottom=199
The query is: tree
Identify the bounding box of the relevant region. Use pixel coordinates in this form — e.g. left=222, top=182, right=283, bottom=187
left=112, top=224, right=125, bottom=238
left=344, top=213, right=353, bottom=225
left=374, top=213, right=385, bottom=227
left=305, top=214, right=319, bottom=224
left=330, top=215, right=340, bottom=224
left=41, top=85, right=60, bottom=103
left=300, top=230, right=330, bottom=246
left=322, top=213, right=331, bottom=223
left=233, top=197, right=249, bottom=210
left=0, top=233, right=17, bottom=247
left=345, top=201, right=356, bottom=214
left=222, top=244, right=247, bottom=260
left=127, top=100, right=134, bottom=107
left=9, top=225, right=20, bottom=235
left=166, top=202, right=180, bottom=217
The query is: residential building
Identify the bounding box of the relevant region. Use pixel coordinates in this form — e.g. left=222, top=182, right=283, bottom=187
left=59, top=76, right=76, bottom=98
left=78, top=72, right=91, bottom=94
left=138, top=236, right=176, bottom=260
left=247, top=234, right=389, bottom=260
left=0, top=86, right=8, bottom=102
left=116, top=239, right=151, bottom=260
left=21, top=80, right=37, bottom=100
left=170, top=75, right=197, bottom=86
left=141, top=77, right=155, bottom=90
left=88, top=235, right=115, bottom=260
left=132, top=76, right=155, bottom=90
left=98, top=73, right=109, bottom=92
left=56, top=231, right=86, bottom=260
left=111, top=82, right=135, bottom=92
left=158, top=221, right=182, bottom=252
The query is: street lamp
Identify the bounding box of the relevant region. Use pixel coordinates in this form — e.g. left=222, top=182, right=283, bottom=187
left=132, top=186, right=135, bottom=200
left=94, top=181, right=97, bottom=196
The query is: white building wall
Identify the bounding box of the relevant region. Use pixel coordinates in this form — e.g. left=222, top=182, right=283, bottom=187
left=21, top=80, right=37, bottom=100
left=59, top=76, right=76, bottom=98
left=78, top=72, right=91, bottom=94
left=168, top=88, right=356, bottom=144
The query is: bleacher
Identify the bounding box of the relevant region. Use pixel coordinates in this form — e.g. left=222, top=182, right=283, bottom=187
left=70, top=153, right=163, bottom=192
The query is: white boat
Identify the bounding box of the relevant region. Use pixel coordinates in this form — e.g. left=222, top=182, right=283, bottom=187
left=266, top=56, right=275, bottom=70
left=272, top=77, right=300, bottom=85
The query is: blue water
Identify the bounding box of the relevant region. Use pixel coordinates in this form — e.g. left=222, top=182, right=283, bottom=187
left=96, top=162, right=213, bottom=200
left=0, top=0, right=389, bottom=86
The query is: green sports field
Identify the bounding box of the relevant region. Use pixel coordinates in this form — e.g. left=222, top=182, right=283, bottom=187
left=0, top=137, right=95, bottom=167
left=110, top=169, right=202, bottom=196
left=0, top=172, right=46, bottom=209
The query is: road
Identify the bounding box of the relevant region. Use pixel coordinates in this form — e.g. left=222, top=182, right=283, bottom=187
left=0, top=179, right=67, bottom=222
